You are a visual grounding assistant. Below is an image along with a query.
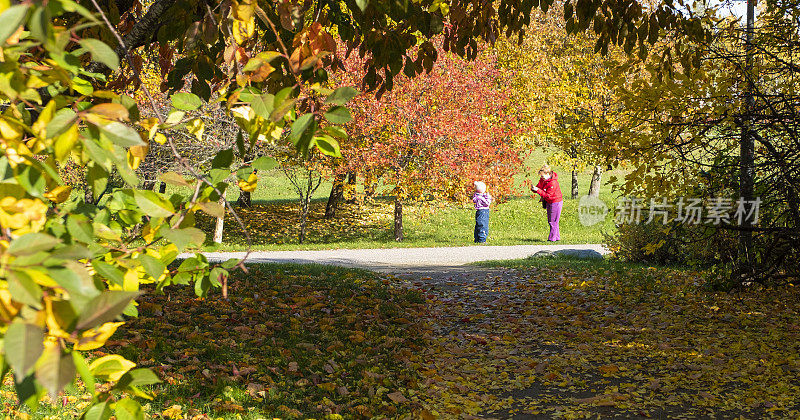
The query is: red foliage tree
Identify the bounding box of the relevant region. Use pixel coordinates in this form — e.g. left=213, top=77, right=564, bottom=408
left=334, top=38, right=526, bottom=240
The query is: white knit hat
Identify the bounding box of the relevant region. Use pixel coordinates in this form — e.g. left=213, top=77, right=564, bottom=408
left=474, top=181, right=486, bottom=193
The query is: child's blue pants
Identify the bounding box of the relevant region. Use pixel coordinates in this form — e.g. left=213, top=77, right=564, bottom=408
left=474, top=209, right=490, bottom=243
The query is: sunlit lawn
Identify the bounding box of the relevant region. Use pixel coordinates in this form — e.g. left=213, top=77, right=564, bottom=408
left=193, top=150, right=623, bottom=250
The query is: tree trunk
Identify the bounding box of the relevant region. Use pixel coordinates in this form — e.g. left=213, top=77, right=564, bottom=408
left=571, top=168, right=579, bottom=199
left=237, top=190, right=252, bottom=208
left=325, top=173, right=346, bottom=218
left=344, top=171, right=357, bottom=204
left=394, top=198, right=403, bottom=241
left=588, top=165, right=602, bottom=198
left=738, top=0, right=756, bottom=276
left=158, top=182, right=166, bottom=194
left=299, top=199, right=309, bottom=244
left=364, top=169, right=377, bottom=199
left=213, top=191, right=226, bottom=244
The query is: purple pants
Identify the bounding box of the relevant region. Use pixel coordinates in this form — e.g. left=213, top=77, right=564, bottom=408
left=546, top=200, right=562, bottom=241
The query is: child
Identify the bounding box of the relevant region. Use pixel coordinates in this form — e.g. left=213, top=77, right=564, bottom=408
left=473, top=181, right=492, bottom=243
left=531, top=164, right=563, bottom=241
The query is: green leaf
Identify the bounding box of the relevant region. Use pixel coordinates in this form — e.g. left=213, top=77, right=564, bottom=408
left=7, top=233, right=61, bottom=256
left=289, top=114, right=314, bottom=145
left=50, top=244, right=92, bottom=260
left=67, top=214, right=94, bottom=244
left=221, top=258, right=240, bottom=269
left=194, top=275, right=212, bottom=297
left=270, top=87, right=297, bottom=122
left=324, top=86, right=359, bottom=106
left=35, top=344, right=76, bottom=398
left=16, top=165, right=46, bottom=197
left=7, top=271, right=43, bottom=309
left=133, top=190, right=175, bottom=218
left=114, top=398, right=143, bottom=420
left=165, top=109, right=185, bottom=125
left=72, top=352, right=96, bottom=400
left=72, top=77, right=94, bottom=96
left=50, top=262, right=99, bottom=308
left=137, top=254, right=166, bottom=281
left=252, top=156, right=278, bottom=171
left=355, top=0, right=368, bottom=11
left=162, top=227, right=205, bottom=251
left=75, top=291, right=140, bottom=331
left=325, top=126, right=348, bottom=140
left=5, top=322, right=44, bottom=381
left=211, top=148, right=234, bottom=169
left=171, top=92, right=203, bottom=111
left=159, top=171, right=192, bottom=187
left=240, top=91, right=274, bottom=119
left=209, top=168, right=230, bottom=184
left=198, top=201, right=225, bottom=218
left=79, top=38, right=119, bottom=71
left=28, top=7, right=50, bottom=44
left=314, top=135, right=342, bottom=157
left=83, top=401, right=112, bottom=420
left=116, top=368, right=161, bottom=389
left=0, top=5, right=29, bottom=46
left=87, top=163, right=109, bottom=199
left=46, top=109, right=78, bottom=138
left=98, top=122, right=144, bottom=147
left=92, top=261, right=125, bottom=287
left=323, top=106, right=352, bottom=124
left=209, top=267, right=227, bottom=287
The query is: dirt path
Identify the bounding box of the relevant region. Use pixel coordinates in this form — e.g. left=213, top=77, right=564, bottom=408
left=196, top=244, right=606, bottom=272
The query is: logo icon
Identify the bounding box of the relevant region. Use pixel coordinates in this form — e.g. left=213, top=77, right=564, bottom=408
left=578, top=195, right=609, bottom=226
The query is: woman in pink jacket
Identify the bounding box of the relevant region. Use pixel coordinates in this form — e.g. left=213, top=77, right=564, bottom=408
left=531, top=165, right=563, bottom=241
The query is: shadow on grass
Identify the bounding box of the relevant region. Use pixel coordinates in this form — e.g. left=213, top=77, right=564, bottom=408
left=196, top=201, right=396, bottom=247
left=475, top=254, right=694, bottom=272
left=105, top=264, right=428, bottom=419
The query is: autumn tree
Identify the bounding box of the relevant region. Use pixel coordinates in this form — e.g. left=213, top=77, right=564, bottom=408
left=497, top=4, right=630, bottom=199
left=335, top=40, right=526, bottom=240
left=597, top=0, right=800, bottom=286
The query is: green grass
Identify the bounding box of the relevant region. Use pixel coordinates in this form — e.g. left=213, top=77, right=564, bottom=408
left=191, top=148, right=624, bottom=251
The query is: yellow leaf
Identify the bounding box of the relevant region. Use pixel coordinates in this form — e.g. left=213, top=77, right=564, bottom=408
left=89, top=355, right=136, bottom=381
left=0, top=289, right=22, bottom=324
left=232, top=17, right=255, bottom=45
left=127, top=149, right=142, bottom=170
left=123, top=269, right=140, bottom=291
left=0, top=116, right=23, bottom=140
left=32, top=100, right=56, bottom=138
left=54, top=124, right=79, bottom=162
left=186, top=118, right=205, bottom=141
left=75, top=322, right=124, bottom=350
left=43, top=185, right=72, bottom=204
left=89, top=103, right=130, bottom=120
left=232, top=0, right=255, bottom=21
left=598, top=364, right=619, bottom=375
left=161, top=405, right=184, bottom=419
left=237, top=173, right=258, bottom=192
